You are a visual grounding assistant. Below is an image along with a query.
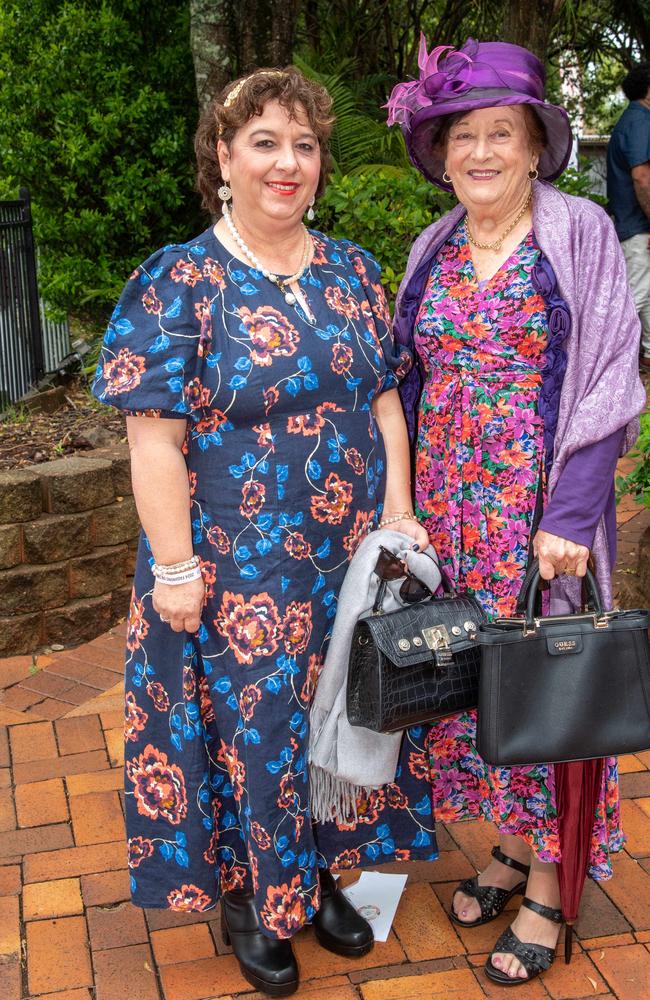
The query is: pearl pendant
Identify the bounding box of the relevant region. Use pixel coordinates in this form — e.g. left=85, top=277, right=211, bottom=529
left=284, top=292, right=296, bottom=305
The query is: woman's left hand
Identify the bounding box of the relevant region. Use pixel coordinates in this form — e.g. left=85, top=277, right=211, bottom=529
left=533, top=529, right=589, bottom=580
left=385, top=517, right=430, bottom=551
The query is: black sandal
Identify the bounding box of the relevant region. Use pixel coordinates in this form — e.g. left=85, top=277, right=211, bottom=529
left=450, top=845, right=530, bottom=927
left=485, top=897, right=565, bottom=987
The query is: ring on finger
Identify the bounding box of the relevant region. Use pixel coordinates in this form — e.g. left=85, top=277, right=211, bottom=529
left=159, top=614, right=170, bottom=623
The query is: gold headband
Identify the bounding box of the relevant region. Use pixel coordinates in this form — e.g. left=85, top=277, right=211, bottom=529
left=218, top=71, right=287, bottom=135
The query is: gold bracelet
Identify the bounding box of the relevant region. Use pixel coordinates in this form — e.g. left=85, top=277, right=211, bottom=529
left=379, top=511, right=416, bottom=528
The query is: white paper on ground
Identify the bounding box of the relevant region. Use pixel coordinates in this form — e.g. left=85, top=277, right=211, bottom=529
left=341, top=871, right=408, bottom=942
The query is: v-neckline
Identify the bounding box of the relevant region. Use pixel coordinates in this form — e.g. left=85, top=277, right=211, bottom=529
left=461, top=222, right=534, bottom=288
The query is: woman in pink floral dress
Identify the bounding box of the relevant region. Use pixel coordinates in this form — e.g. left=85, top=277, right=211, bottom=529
left=385, top=39, right=645, bottom=987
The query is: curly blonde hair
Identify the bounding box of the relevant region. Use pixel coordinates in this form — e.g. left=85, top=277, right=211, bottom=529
left=195, top=67, right=335, bottom=214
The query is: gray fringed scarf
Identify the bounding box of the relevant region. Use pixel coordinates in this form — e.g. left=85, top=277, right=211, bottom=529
left=308, top=528, right=441, bottom=825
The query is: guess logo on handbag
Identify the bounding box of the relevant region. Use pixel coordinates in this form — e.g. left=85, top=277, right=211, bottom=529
left=546, top=635, right=583, bottom=655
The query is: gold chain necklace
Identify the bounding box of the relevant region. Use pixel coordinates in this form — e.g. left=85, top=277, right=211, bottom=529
left=466, top=190, right=533, bottom=252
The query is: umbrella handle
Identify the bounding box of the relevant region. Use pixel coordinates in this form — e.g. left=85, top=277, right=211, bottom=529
left=564, top=923, right=574, bottom=965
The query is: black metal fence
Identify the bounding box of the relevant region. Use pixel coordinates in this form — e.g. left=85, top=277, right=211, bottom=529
left=0, top=188, right=71, bottom=408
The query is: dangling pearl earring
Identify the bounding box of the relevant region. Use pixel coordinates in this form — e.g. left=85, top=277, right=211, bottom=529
left=218, top=184, right=232, bottom=209
left=307, top=197, right=315, bottom=222
left=442, top=171, right=452, bottom=184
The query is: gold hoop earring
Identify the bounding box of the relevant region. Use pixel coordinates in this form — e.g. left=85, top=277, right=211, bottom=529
left=528, top=168, right=539, bottom=180
left=442, top=171, right=452, bottom=184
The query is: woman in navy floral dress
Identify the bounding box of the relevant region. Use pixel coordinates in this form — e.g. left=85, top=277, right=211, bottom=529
left=93, top=68, right=434, bottom=996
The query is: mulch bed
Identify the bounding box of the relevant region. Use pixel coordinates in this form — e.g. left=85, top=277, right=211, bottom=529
left=0, top=382, right=125, bottom=469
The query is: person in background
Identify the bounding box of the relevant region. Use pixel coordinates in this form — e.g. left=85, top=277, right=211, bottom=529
left=607, top=61, right=650, bottom=369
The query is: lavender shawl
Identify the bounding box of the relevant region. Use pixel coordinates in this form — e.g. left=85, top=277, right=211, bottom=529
left=394, top=180, right=646, bottom=611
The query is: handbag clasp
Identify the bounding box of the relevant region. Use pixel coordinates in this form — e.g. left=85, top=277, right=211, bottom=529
left=422, top=625, right=450, bottom=650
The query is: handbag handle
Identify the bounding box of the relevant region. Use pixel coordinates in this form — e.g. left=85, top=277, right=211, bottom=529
left=515, top=557, right=604, bottom=622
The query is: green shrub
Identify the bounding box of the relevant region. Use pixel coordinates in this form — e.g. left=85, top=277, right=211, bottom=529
left=318, top=168, right=454, bottom=300
left=0, top=1, right=201, bottom=317
left=617, top=411, right=650, bottom=509
left=554, top=160, right=607, bottom=207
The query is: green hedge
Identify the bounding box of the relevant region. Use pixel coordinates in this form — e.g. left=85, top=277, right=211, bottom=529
left=318, top=168, right=454, bottom=299
left=0, top=1, right=201, bottom=315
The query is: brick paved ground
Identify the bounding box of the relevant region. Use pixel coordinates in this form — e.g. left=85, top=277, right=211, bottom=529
left=1, top=467, right=649, bottom=999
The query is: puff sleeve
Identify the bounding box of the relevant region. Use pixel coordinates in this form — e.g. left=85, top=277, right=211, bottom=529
left=92, top=244, right=217, bottom=421
left=344, top=242, right=413, bottom=394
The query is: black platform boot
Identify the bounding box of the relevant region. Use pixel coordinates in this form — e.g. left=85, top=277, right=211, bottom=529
left=312, top=868, right=374, bottom=957
left=221, top=890, right=299, bottom=997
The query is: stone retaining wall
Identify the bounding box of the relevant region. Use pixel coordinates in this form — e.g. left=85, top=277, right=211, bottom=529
left=0, top=446, right=140, bottom=656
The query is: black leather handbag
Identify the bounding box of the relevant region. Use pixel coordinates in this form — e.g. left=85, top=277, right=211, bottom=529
left=346, top=572, right=487, bottom=733
left=476, top=560, right=650, bottom=766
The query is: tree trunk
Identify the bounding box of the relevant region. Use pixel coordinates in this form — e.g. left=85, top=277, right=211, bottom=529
left=189, top=0, right=234, bottom=111
left=189, top=0, right=299, bottom=112
left=237, top=0, right=299, bottom=73
left=269, top=0, right=300, bottom=65
left=500, top=0, right=567, bottom=63
left=305, top=0, right=321, bottom=54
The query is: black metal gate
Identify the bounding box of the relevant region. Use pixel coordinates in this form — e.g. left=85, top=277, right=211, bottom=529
left=0, top=188, right=70, bottom=409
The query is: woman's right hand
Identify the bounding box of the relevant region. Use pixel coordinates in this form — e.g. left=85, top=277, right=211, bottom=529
left=152, top=577, right=206, bottom=633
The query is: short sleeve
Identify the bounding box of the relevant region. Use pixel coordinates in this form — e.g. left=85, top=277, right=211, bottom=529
left=343, top=242, right=413, bottom=394
left=619, top=112, right=650, bottom=169
left=92, top=244, right=215, bottom=421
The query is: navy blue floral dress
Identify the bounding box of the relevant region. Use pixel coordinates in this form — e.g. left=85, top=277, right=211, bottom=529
left=92, top=226, right=438, bottom=938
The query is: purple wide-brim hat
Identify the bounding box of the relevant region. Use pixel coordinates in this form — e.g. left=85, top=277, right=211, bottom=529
left=386, top=37, right=573, bottom=191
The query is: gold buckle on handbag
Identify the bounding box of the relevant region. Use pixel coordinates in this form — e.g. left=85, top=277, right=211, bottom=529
left=422, top=625, right=451, bottom=650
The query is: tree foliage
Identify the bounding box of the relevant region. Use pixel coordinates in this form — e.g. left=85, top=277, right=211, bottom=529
left=0, top=1, right=201, bottom=312
left=319, top=169, right=454, bottom=299
left=2, top=0, right=649, bottom=319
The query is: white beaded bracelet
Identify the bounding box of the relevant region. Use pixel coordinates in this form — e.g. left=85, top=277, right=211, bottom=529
left=379, top=511, right=416, bottom=528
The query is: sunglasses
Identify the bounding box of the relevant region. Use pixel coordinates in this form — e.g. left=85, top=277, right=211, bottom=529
left=372, top=545, right=432, bottom=612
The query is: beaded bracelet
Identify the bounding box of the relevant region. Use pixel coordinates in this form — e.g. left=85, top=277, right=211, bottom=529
left=152, top=555, right=202, bottom=585
left=379, top=511, right=416, bottom=528
left=153, top=555, right=200, bottom=574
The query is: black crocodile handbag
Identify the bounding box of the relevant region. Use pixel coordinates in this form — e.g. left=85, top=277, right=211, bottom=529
left=476, top=560, right=650, bottom=765
left=346, top=573, right=486, bottom=733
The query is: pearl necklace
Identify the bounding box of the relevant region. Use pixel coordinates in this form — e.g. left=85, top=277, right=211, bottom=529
left=222, top=202, right=312, bottom=306
left=466, top=189, right=533, bottom=252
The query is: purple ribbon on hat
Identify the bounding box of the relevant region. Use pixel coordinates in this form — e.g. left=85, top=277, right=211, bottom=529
left=386, top=35, right=546, bottom=129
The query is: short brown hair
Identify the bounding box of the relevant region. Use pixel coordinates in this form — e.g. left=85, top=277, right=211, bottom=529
left=195, top=67, right=335, bottom=215
left=436, top=104, right=547, bottom=158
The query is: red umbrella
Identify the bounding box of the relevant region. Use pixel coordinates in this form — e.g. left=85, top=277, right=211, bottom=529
left=555, top=758, right=604, bottom=963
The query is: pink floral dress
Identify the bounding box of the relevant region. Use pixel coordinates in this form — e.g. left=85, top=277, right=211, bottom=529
left=414, top=223, right=623, bottom=878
